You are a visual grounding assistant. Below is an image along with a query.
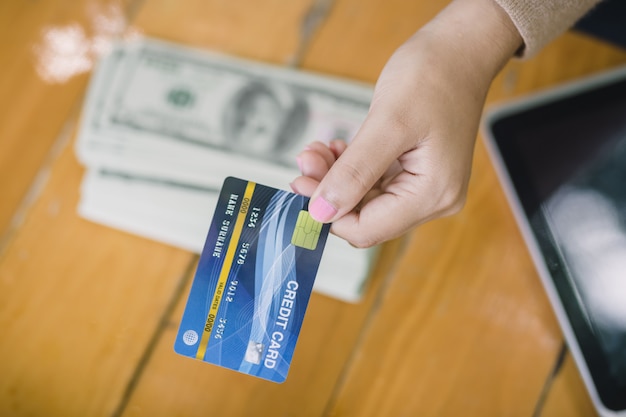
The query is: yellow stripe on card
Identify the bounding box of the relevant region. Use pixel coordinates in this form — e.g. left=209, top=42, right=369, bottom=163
left=195, top=181, right=256, bottom=360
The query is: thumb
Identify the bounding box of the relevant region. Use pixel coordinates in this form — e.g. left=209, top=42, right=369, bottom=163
left=307, top=116, right=404, bottom=223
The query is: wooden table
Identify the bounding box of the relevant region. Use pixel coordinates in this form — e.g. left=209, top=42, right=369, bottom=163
left=1, top=1, right=625, bottom=416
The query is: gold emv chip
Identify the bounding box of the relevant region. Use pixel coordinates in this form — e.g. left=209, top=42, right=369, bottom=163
left=291, top=210, right=323, bottom=250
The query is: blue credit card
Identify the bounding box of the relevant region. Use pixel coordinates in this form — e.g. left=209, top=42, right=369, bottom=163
left=174, top=177, right=330, bottom=383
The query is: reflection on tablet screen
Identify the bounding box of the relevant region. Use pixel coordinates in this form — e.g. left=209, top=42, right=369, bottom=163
left=544, top=135, right=626, bottom=386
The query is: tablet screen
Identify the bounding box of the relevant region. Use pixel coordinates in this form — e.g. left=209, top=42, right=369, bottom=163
left=488, top=68, right=626, bottom=411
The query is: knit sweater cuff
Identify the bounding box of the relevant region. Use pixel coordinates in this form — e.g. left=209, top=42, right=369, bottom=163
left=493, top=0, right=602, bottom=57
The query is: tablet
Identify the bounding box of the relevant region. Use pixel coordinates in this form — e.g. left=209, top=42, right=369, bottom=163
left=484, top=66, right=626, bottom=416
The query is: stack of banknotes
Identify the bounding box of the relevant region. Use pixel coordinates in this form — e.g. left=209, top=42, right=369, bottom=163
left=75, top=38, right=376, bottom=302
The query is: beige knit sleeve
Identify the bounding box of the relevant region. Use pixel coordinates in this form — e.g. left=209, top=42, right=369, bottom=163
left=493, top=0, right=602, bottom=57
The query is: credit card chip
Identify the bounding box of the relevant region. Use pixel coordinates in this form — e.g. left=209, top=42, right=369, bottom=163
left=291, top=210, right=323, bottom=250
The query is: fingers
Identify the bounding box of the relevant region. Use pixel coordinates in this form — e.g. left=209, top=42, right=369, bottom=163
left=328, top=139, right=348, bottom=159
left=329, top=190, right=413, bottom=248
left=292, top=140, right=347, bottom=196
left=308, top=115, right=408, bottom=224
left=296, top=142, right=335, bottom=182
left=290, top=175, right=319, bottom=197
left=292, top=126, right=469, bottom=248
left=330, top=170, right=467, bottom=248
left=304, top=141, right=336, bottom=171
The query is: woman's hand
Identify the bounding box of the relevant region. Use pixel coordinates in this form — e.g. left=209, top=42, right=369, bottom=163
left=290, top=0, right=522, bottom=247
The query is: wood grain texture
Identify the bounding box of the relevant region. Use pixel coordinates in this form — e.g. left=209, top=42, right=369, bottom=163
left=0, top=0, right=136, bottom=240
left=0, top=1, right=315, bottom=415
left=1, top=0, right=626, bottom=416
left=133, top=0, right=317, bottom=65
left=301, top=0, right=447, bottom=81
left=324, top=140, right=564, bottom=416
left=0, top=140, right=193, bottom=417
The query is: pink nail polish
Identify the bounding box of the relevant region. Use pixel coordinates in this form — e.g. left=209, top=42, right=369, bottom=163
left=309, top=197, right=337, bottom=223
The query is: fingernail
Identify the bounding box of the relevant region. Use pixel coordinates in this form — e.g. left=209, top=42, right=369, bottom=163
left=296, top=156, right=303, bottom=171
left=309, top=197, right=337, bottom=223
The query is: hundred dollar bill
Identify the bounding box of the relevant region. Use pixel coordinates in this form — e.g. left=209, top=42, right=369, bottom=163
left=77, top=38, right=373, bottom=188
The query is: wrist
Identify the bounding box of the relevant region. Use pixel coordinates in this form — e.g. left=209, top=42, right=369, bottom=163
left=421, top=0, right=523, bottom=85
